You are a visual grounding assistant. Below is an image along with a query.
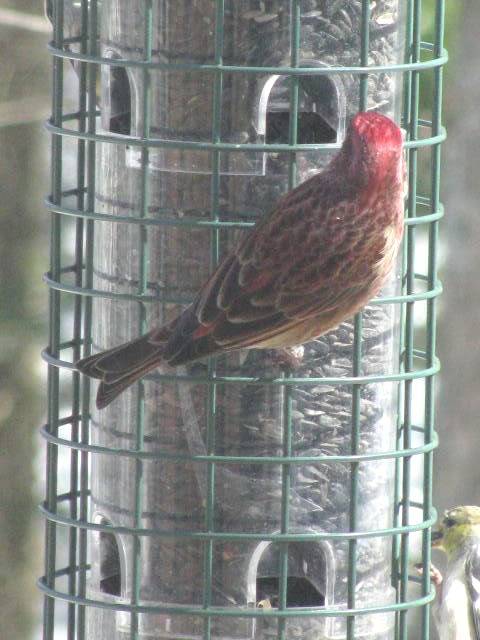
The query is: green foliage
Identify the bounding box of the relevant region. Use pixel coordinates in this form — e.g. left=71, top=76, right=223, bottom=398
left=0, top=3, right=50, bottom=638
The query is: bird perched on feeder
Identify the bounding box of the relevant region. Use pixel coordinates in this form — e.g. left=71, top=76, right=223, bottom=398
left=417, top=506, right=480, bottom=640
left=77, top=111, right=405, bottom=409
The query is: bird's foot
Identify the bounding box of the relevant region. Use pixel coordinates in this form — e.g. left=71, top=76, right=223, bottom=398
left=415, top=562, right=443, bottom=592
left=430, top=564, right=443, bottom=587
left=266, top=345, right=305, bottom=373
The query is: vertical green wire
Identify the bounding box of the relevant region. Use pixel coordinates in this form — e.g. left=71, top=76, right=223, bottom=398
left=209, top=0, right=225, bottom=270
left=421, top=1, right=445, bottom=638
left=347, top=310, right=363, bottom=640
left=77, top=1, right=98, bottom=638
left=402, top=0, right=415, bottom=135
left=130, top=4, right=153, bottom=639
left=277, top=3, right=300, bottom=638
left=67, top=2, right=89, bottom=636
left=287, top=1, right=300, bottom=190
left=203, top=4, right=224, bottom=639
left=399, top=2, right=421, bottom=638
left=358, top=0, right=370, bottom=111
left=278, top=376, right=293, bottom=640
left=44, top=1, right=64, bottom=638
left=203, top=379, right=217, bottom=638
left=203, top=358, right=217, bottom=640
left=394, top=3, right=415, bottom=634
left=346, top=2, right=369, bottom=638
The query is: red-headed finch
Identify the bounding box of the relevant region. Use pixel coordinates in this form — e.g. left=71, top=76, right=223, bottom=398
left=77, top=111, right=405, bottom=409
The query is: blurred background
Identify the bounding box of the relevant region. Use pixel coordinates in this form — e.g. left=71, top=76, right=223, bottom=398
left=0, top=1, right=477, bottom=639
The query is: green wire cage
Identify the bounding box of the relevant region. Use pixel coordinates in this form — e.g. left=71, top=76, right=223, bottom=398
left=40, top=0, right=446, bottom=639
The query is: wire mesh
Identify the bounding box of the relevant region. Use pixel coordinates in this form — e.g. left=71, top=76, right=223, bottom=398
left=41, top=1, right=446, bottom=639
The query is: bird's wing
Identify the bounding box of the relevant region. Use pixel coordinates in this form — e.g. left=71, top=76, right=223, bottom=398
left=157, top=172, right=377, bottom=365
left=466, top=546, right=480, bottom=640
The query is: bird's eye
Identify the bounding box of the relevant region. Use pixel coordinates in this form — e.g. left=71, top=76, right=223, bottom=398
left=443, top=517, right=456, bottom=528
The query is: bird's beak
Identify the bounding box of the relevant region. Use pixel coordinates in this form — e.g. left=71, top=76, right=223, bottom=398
left=431, top=529, right=444, bottom=548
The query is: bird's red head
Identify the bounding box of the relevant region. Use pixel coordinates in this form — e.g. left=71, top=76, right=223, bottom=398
left=350, top=111, right=403, bottom=150
left=344, top=111, right=404, bottom=189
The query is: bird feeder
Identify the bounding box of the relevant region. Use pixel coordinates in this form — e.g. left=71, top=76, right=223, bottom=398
left=41, top=1, right=446, bottom=639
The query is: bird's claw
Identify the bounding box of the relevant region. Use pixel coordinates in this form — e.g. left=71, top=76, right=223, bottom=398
left=265, top=345, right=305, bottom=372
left=415, top=562, right=443, bottom=587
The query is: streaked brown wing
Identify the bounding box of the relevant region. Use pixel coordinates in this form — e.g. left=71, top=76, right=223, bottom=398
left=156, top=172, right=372, bottom=362
left=194, top=169, right=331, bottom=330
left=189, top=208, right=366, bottom=349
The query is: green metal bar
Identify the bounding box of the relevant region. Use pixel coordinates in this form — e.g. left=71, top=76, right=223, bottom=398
left=77, top=1, right=98, bottom=637
left=67, top=2, right=89, bottom=635
left=278, top=5, right=300, bottom=638
left=45, top=118, right=447, bottom=152
left=405, top=0, right=422, bottom=597
left=45, top=346, right=441, bottom=386
left=41, top=425, right=439, bottom=464
left=347, top=3, right=370, bottom=635
left=358, top=0, right=370, bottom=110
left=347, top=312, right=363, bottom=640
left=129, top=3, right=153, bottom=639
left=45, top=194, right=444, bottom=228
left=287, top=0, right=300, bottom=190
left=38, top=575, right=435, bottom=617
left=421, top=1, right=445, bottom=638
left=202, top=3, right=225, bottom=640
left=203, top=361, right=217, bottom=640
left=278, top=384, right=293, bottom=639
left=43, top=1, right=64, bottom=637
left=43, top=267, right=443, bottom=307
left=394, top=3, right=416, bottom=633
left=399, top=1, right=422, bottom=637
left=47, top=42, right=448, bottom=75
left=402, top=0, right=415, bottom=130
left=39, top=503, right=437, bottom=542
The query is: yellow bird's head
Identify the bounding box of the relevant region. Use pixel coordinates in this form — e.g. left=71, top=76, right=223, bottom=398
left=432, top=505, right=480, bottom=557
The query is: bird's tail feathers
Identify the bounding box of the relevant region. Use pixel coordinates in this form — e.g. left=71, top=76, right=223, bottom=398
left=76, top=331, right=166, bottom=409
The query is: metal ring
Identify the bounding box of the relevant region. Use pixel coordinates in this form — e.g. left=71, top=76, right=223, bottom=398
left=45, top=195, right=443, bottom=229
left=37, top=574, right=434, bottom=618
left=42, top=270, right=442, bottom=306
left=38, top=502, right=437, bottom=542
left=40, top=421, right=438, bottom=463
left=47, top=40, right=447, bottom=76
left=42, top=345, right=440, bottom=385
left=45, top=197, right=258, bottom=228
left=45, top=118, right=446, bottom=153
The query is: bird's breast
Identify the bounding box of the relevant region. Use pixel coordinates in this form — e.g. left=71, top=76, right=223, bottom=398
left=436, top=575, right=477, bottom=640
left=374, top=218, right=404, bottom=275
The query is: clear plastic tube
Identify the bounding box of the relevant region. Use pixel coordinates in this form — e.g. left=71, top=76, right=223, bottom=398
left=86, top=2, right=406, bottom=639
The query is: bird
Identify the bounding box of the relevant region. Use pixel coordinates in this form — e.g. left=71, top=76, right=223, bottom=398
left=418, top=506, right=480, bottom=640
left=76, top=111, right=405, bottom=409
